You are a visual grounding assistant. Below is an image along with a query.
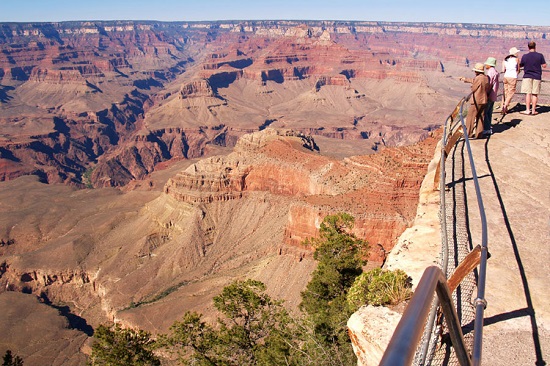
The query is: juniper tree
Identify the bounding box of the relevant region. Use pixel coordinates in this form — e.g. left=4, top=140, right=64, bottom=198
left=162, top=279, right=302, bottom=365
left=89, top=324, right=160, bottom=366
left=2, top=350, right=23, bottom=366
left=299, top=213, right=369, bottom=364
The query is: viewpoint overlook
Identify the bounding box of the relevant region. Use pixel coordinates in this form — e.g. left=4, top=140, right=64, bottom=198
left=0, top=19, right=549, bottom=365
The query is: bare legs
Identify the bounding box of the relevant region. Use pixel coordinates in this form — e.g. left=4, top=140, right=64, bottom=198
left=525, top=93, right=539, bottom=114
left=531, top=94, right=539, bottom=114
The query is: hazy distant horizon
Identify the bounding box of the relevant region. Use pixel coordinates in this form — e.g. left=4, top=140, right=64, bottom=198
left=1, top=0, right=549, bottom=27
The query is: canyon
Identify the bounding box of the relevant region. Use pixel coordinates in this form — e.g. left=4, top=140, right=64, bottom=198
left=1, top=19, right=549, bottom=364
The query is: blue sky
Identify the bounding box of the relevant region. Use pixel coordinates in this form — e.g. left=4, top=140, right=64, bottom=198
left=0, top=0, right=548, bottom=26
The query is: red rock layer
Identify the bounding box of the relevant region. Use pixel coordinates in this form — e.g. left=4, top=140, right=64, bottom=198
left=1, top=21, right=547, bottom=188
left=165, top=128, right=439, bottom=262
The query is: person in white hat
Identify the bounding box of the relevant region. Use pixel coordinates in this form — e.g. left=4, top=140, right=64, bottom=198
left=459, top=63, right=490, bottom=138
left=501, top=47, right=521, bottom=114
left=483, top=57, right=499, bottom=135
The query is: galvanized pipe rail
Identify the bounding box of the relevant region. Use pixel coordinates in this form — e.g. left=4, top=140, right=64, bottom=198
left=379, top=266, right=472, bottom=366
left=380, top=92, right=489, bottom=365
left=458, top=93, right=489, bottom=366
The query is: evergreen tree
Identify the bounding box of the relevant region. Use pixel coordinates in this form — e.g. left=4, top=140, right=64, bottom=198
left=90, top=324, right=160, bottom=366
left=2, top=350, right=23, bottom=366
left=299, top=213, right=368, bottom=365
left=163, top=279, right=302, bottom=365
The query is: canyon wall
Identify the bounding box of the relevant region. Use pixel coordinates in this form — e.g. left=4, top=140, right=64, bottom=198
left=2, top=20, right=547, bottom=187
left=1, top=19, right=548, bottom=363
left=0, top=128, right=438, bottom=336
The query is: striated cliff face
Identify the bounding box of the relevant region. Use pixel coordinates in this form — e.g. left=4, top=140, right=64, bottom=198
left=347, top=133, right=442, bottom=365
left=1, top=19, right=549, bottom=364
left=164, top=128, right=439, bottom=262
left=3, top=20, right=546, bottom=187
left=0, top=127, right=438, bottom=341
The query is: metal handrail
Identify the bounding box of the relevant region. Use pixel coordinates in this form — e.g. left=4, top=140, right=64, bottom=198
left=418, top=95, right=468, bottom=365
left=458, top=93, right=489, bottom=366
left=379, top=267, right=472, bottom=366
left=453, top=93, right=488, bottom=364
left=380, top=92, right=490, bottom=365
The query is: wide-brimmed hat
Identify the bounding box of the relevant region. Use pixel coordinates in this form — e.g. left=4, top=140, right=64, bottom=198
left=484, top=57, right=497, bottom=67
left=472, top=63, right=485, bottom=73
left=509, top=47, right=520, bottom=55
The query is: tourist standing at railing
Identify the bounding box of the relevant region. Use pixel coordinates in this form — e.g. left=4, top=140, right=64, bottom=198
left=520, top=41, right=547, bottom=115
left=501, top=47, right=521, bottom=115
left=459, top=63, right=490, bottom=138
left=483, top=57, right=499, bottom=136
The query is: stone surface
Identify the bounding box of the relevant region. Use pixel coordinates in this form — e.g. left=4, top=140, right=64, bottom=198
left=464, top=109, right=550, bottom=365
left=348, top=108, right=550, bottom=365
left=348, top=305, right=402, bottom=366
left=382, top=139, right=442, bottom=287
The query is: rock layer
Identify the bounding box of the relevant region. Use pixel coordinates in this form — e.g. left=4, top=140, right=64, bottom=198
left=4, top=20, right=545, bottom=187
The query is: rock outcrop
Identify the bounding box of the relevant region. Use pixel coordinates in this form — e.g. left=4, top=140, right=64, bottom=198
left=165, top=128, right=440, bottom=262
left=0, top=128, right=438, bottom=338
left=1, top=19, right=549, bottom=364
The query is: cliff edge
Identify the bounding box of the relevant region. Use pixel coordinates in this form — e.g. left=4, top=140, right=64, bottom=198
left=348, top=106, right=550, bottom=365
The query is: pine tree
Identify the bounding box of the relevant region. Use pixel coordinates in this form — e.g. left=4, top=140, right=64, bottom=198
left=90, top=324, right=160, bottom=366
left=299, top=213, right=368, bottom=365
left=162, top=279, right=302, bottom=365
left=213, top=279, right=293, bottom=365
left=2, top=350, right=23, bottom=366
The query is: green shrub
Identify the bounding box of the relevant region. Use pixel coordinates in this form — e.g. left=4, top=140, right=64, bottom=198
left=347, top=268, right=412, bottom=310
left=2, top=350, right=23, bottom=366
left=161, top=279, right=301, bottom=365
left=89, top=324, right=160, bottom=366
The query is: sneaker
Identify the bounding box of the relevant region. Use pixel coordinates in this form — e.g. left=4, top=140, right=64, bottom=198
left=482, top=129, right=492, bottom=136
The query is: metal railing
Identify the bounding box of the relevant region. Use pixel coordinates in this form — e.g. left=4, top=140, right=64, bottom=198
left=380, top=92, right=489, bottom=366
left=379, top=266, right=472, bottom=366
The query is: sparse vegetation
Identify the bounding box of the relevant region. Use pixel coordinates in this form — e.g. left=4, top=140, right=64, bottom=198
left=347, top=268, right=413, bottom=310
left=125, top=281, right=189, bottom=310
left=90, top=213, right=371, bottom=365
left=89, top=324, right=160, bottom=366
left=82, top=166, right=95, bottom=189
left=2, top=350, right=23, bottom=366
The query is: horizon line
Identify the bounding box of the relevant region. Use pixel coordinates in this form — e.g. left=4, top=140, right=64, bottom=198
left=0, top=19, right=547, bottom=28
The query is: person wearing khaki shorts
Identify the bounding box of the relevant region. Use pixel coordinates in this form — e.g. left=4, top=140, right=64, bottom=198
left=520, top=41, right=547, bottom=115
